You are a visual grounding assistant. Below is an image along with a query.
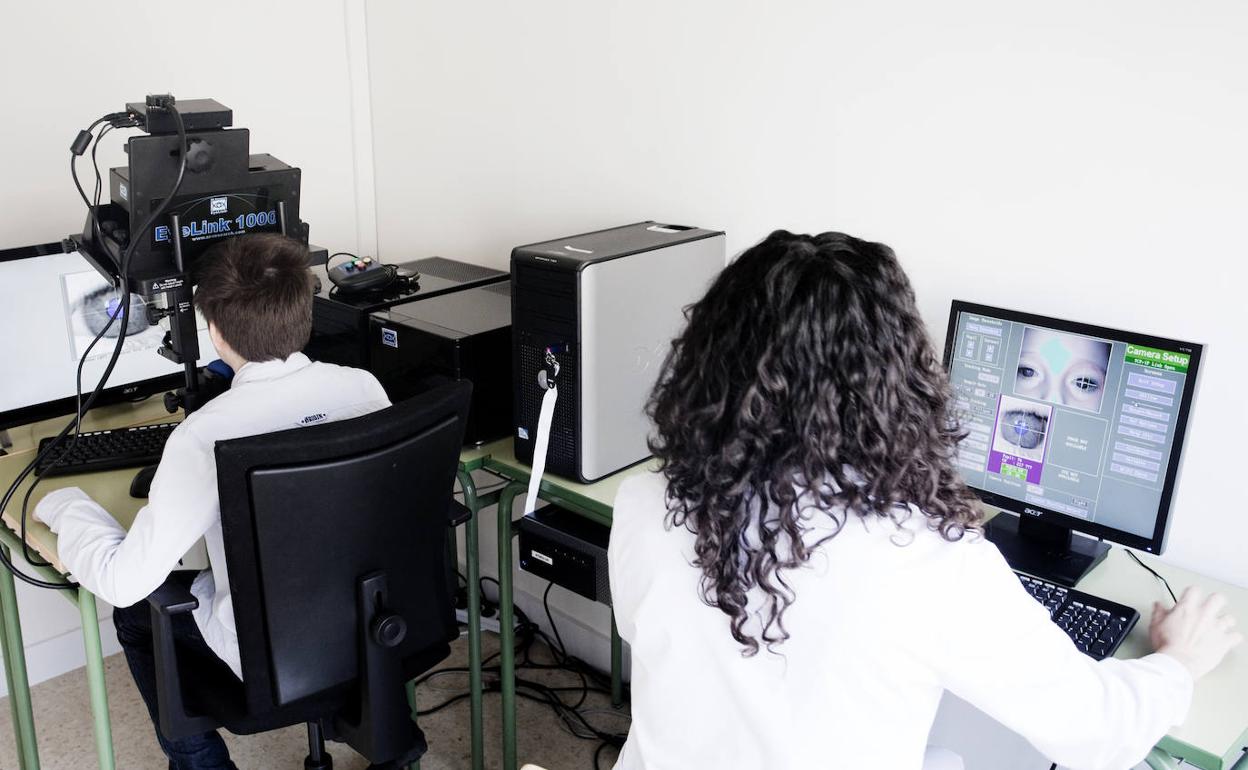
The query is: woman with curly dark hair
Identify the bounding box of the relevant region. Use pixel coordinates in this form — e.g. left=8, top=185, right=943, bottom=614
left=608, top=231, right=1233, bottom=770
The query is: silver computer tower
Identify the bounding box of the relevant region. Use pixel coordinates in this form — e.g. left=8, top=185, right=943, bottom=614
left=512, top=221, right=726, bottom=482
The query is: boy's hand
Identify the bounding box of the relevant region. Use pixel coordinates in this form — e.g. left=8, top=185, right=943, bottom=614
left=32, top=487, right=92, bottom=533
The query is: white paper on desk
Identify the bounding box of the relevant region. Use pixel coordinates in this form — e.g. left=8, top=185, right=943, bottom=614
left=524, top=385, right=558, bottom=515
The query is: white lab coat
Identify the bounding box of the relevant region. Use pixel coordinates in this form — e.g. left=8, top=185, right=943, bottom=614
left=608, top=471, right=1192, bottom=770
left=38, top=353, right=391, bottom=678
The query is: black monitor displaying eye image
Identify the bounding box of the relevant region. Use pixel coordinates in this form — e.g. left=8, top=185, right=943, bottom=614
left=0, top=243, right=219, bottom=430
left=943, top=301, right=1202, bottom=583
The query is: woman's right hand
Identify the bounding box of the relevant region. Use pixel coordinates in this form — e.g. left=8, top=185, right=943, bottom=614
left=1150, top=586, right=1244, bottom=680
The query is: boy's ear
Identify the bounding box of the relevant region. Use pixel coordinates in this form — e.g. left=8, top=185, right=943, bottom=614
left=208, top=322, right=228, bottom=356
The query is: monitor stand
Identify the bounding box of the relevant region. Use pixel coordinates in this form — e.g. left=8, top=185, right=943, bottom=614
left=985, top=512, right=1109, bottom=587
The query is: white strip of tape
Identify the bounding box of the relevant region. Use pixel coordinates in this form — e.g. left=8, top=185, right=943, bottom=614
left=524, top=384, right=558, bottom=515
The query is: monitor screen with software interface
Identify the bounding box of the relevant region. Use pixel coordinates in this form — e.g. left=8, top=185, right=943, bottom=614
left=0, top=245, right=218, bottom=431
left=943, top=301, right=1201, bottom=555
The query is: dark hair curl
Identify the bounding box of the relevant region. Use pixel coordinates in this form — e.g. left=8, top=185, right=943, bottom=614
left=647, top=230, right=982, bottom=656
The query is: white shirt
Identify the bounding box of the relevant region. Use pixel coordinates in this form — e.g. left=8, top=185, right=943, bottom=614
left=608, top=472, right=1193, bottom=770
left=38, top=353, right=390, bottom=678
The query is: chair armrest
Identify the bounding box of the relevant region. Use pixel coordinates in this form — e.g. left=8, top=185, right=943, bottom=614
left=147, top=578, right=200, bottom=616
left=145, top=578, right=220, bottom=740
left=448, top=499, right=472, bottom=528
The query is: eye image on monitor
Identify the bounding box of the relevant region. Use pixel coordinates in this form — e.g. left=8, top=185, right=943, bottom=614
left=63, top=270, right=163, bottom=361
left=61, top=269, right=209, bottom=363
left=1014, top=327, right=1111, bottom=413
left=989, top=395, right=1052, bottom=481
left=944, top=301, right=1203, bottom=579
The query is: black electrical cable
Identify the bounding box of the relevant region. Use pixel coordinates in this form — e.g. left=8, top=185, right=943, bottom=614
left=70, top=116, right=113, bottom=210
left=17, top=121, right=123, bottom=569
left=2, top=298, right=122, bottom=584
left=88, top=123, right=114, bottom=246
left=594, top=739, right=621, bottom=770
left=4, top=123, right=131, bottom=583
left=0, top=102, right=188, bottom=590
left=1126, top=549, right=1178, bottom=605
left=543, top=582, right=569, bottom=660
left=454, top=480, right=508, bottom=500
left=541, top=582, right=592, bottom=708
left=415, top=580, right=630, bottom=755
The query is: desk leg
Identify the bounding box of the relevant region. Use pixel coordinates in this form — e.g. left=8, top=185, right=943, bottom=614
left=610, top=612, right=623, bottom=708
left=457, top=469, right=485, bottom=770
left=1144, top=747, right=1182, bottom=770
left=78, top=590, right=114, bottom=770
left=0, top=546, right=39, bottom=769
left=497, top=483, right=525, bottom=770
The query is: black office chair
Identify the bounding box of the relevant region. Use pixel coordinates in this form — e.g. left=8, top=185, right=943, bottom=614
left=145, top=381, right=472, bottom=768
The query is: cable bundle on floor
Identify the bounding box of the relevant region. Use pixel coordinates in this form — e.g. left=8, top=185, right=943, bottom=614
left=417, top=578, right=628, bottom=769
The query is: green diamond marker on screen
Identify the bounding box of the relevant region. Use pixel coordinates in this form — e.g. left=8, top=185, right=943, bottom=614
left=1040, top=336, right=1073, bottom=376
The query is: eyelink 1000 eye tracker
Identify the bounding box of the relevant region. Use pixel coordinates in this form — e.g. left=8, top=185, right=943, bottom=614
left=73, top=96, right=308, bottom=415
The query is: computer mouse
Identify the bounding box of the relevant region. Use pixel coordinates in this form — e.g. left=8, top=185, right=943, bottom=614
left=129, top=465, right=159, bottom=499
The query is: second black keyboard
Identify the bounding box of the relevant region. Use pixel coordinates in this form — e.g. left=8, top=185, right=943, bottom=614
left=1015, top=572, right=1140, bottom=660
left=35, top=422, right=179, bottom=478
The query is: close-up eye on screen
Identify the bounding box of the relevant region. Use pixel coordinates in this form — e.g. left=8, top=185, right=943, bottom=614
left=998, top=406, right=1049, bottom=456
left=1013, top=327, right=1111, bottom=413
left=991, top=395, right=1053, bottom=463
left=61, top=270, right=173, bottom=361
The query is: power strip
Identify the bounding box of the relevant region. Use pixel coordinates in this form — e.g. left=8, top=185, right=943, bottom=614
left=455, top=604, right=525, bottom=636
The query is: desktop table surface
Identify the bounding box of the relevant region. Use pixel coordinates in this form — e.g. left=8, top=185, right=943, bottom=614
left=0, top=399, right=177, bottom=574
left=1079, top=547, right=1248, bottom=767
left=480, top=442, right=659, bottom=524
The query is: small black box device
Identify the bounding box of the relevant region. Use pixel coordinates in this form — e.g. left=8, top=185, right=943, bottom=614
left=308, top=256, right=508, bottom=370
left=517, top=504, right=612, bottom=605
left=368, top=282, right=513, bottom=446
left=126, top=98, right=233, bottom=133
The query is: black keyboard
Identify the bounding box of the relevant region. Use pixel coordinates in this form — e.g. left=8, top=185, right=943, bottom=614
left=1015, top=572, right=1139, bottom=660
left=35, top=422, right=179, bottom=478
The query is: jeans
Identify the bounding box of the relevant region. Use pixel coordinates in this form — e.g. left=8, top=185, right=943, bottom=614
left=113, top=577, right=237, bottom=770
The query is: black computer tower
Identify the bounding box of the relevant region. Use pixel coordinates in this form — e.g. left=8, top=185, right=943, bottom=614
left=369, top=282, right=513, bottom=447
left=307, top=256, right=508, bottom=370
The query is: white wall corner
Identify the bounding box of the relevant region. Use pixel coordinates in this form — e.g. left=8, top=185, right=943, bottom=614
left=344, top=0, right=380, bottom=258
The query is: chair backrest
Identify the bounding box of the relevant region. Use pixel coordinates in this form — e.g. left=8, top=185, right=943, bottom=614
left=215, top=381, right=470, bottom=713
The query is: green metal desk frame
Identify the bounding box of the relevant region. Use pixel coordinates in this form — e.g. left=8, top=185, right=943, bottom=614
left=480, top=455, right=626, bottom=770
left=455, top=446, right=499, bottom=770
left=0, top=533, right=111, bottom=770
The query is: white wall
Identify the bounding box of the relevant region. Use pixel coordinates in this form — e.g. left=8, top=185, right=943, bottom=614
left=366, top=0, right=1247, bottom=586
left=368, top=2, right=1246, bottom=766
left=0, top=0, right=370, bottom=694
